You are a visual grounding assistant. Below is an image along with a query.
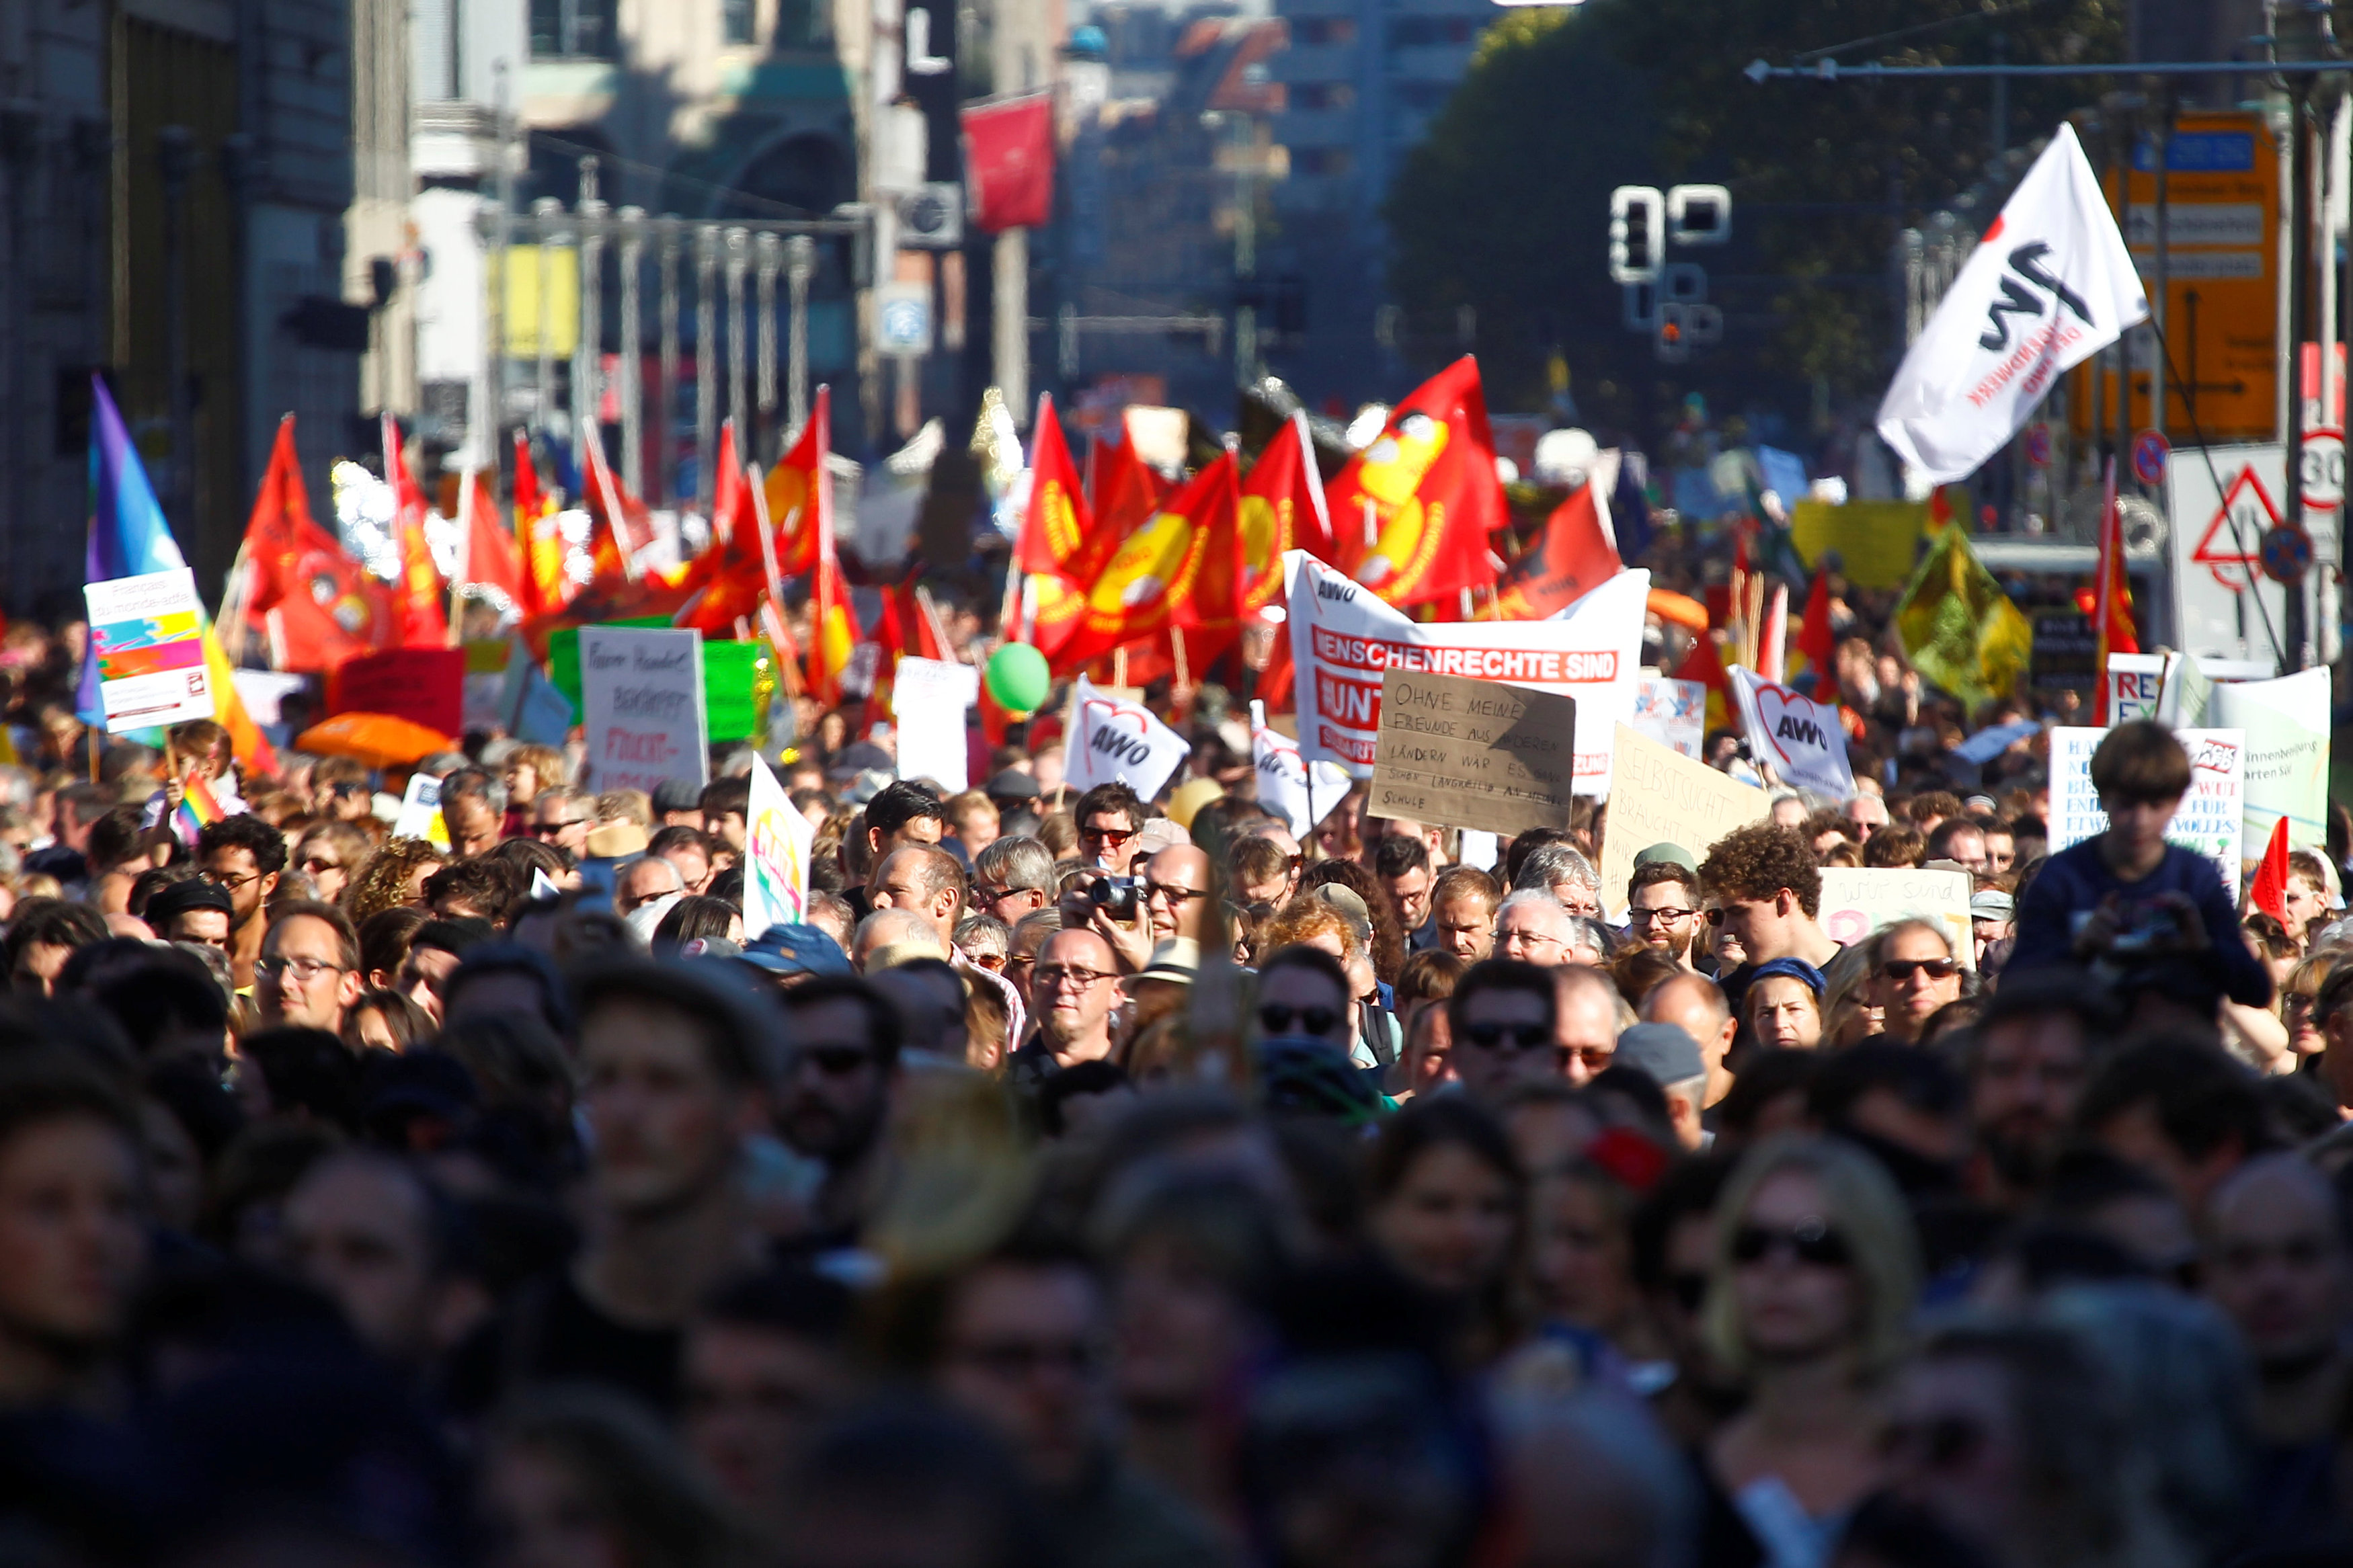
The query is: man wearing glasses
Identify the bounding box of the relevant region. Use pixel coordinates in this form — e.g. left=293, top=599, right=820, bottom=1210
left=531, top=786, right=593, bottom=859
left=971, top=837, right=1056, bottom=926
left=1072, top=782, right=1146, bottom=876
left=1008, top=930, right=1121, bottom=1081
left=1445, top=958, right=1560, bottom=1101
left=1624, top=849, right=1708, bottom=974
left=255, top=900, right=364, bottom=1032
left=198, top=814, right=287, bottom=991
left=1494, top=890, right=1581, bottom=968
left=779, top=975, right=903, bottom=1241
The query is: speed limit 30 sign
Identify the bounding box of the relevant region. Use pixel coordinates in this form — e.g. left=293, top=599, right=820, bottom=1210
left=2303, top=427, right=2345, bottom=509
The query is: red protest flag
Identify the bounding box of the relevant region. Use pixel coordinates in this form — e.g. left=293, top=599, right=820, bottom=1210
left=383, top=414, right=448, bottom=647
left=455, top=467, right=528, bottom=616
left=1329, top=356, right=1508, bottom=609
left=1057, top=452, right=1240, bottom=670
left=1239, top=410, right=1333, bottom=617
left=791, top=391, right=856, bottom=708
left=513, top=434, right=569, bottom=619
left=1490, top=481, right=1620, bottom=620
left=239, top=416, right=393, bottom=671
left=1016, top=395, right=1094, bottom=577
left=675, top=421, right=771, bottom=636
left=963, top=94, right=1055, bottom=232
left=1081, top=417, right=1170, bottom=582
left=762, top=399, right=828, bottom=579
left=2249, top=815, right=2294, bottom=924
left=2091, top=456, right=2139, bottom=723
left=1798, top=566, right=1838, bottom=702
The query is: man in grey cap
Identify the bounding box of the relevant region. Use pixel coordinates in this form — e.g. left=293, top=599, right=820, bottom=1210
left=1970, top=888, right=2015, bottom=971
left=653, top=778, right=706, bottom=827
left=1612, top=1022, right=1711, bottom=1151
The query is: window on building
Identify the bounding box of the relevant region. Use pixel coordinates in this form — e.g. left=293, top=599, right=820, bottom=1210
left=722, top=0, right=756, bottom=43
left=530, top=0, right=618, bottom=57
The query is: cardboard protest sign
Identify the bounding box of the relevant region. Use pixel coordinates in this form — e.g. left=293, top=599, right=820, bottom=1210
left=2050, top=725, right=2246, bottom=888
left=1632, top=675, right=1706, bottom=759
left=1065, top=676, right=1190, bottom=799
left=1285, top=551, right=1646, bottom=794
left=85, top=569, right=215, bottom=733
left=894, top=657, right=980, bottom=793
left=2208, top=667, right=2329, bottom=852
left=1728, top=666, right=1854, bottom=800
left=391, top=772, right=450, bottom=847
left=1597, top=724, right=1771, bottom=919
left=580, top=626, right=709, bottom=793
left=1817, top=866, right=1976, bottom=971
left=2105, top=653, right=2165, bottom=724
left=1369, top=669, right=1578, bottom=838
left=1252, top=701, right=1352, bottom=839
left=742, top=754, right=815, bottom=934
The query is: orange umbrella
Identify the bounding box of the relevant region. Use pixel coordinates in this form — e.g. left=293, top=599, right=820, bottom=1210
left=1647, top=588, right=1708, bottom=632
left=295, top=712, right=456, bottom=770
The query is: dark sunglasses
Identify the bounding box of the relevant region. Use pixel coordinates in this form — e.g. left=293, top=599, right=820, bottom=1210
left=1879, top=958, right=1960, bottom=982
left=1730, top=1218, right=1851, bottom=1269
left=1080, top=824, right=1133, bottom=845
left=1462, top=1021, right=1553, bottom=1052
left=1668, top=1272, right=1710, bottom=1314
left=1259, top=1003, right=1341, bottom=1038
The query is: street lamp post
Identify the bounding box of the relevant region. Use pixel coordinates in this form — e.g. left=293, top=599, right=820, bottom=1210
left=786, top=233, right=816, bottom=437
left=618, top=206, right=646, bottom=495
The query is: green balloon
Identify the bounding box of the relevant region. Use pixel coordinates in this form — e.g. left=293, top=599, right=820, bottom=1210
left=986, top=642, right=1052, bottom=714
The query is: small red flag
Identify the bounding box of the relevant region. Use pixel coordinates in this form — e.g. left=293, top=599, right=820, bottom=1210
left=1798, top=567, right=1838, bottom=703
left=963, top=95, right=1056, bottom=232
left=1491, top=482, right=1620, bottom=620
left=2249, top=815, right=2294, bottom=925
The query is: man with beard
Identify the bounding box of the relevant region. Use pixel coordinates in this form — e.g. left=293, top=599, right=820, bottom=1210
left=1964, top=969, right=2116, bottom=1209
left=777, top=977, right=904, bottom=1242
left=1624, top=852, right=1707, bottom=974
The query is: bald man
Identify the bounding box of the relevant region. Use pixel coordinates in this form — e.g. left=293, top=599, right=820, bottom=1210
left=2206, top=1155, right=2353, bottom=1454
left=868, top=845, right=965, bottom=953
left=852, top=907, right=949, bottom=971
left=1553, top=964, right=1620, bottom=1087
left=1641, top=972, right=1737, bottom=1112
left=1010, top=928, right=1121, bottom=1079
left=615, top=854, right=685, bottom=918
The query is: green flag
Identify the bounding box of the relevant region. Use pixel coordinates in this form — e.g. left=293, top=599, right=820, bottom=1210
left=1892, top=527, right=2032, bottom=711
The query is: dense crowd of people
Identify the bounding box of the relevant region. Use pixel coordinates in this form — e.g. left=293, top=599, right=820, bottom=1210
left=0, top=583, right=2351, bottom=1568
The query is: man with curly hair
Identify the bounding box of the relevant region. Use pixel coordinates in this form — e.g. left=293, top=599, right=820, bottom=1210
left=1698, top=821, right=1840, bottom=1020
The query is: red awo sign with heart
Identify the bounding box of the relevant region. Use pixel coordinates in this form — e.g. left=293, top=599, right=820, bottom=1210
left=1066, top=676, right=1191, bottom=800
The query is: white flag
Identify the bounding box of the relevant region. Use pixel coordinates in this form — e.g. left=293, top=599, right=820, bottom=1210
left=1250, top=701, right=1353, bottom=839
left=1877, top=124, right=2147, bottom=484
left=1066, top=676, right=1192, bottom=802
left=1728, top=665, right=1855, bottom=802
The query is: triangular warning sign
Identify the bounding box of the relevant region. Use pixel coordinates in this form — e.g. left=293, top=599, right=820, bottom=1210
left=2192, top=465, right=2280, bottom=588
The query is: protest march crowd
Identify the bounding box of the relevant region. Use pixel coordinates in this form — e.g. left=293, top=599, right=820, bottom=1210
left=9, top=120, right=2353, bottom=1568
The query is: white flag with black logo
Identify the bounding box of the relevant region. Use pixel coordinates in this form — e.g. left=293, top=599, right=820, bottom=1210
left=1877, top=124, right=2147, bottom=484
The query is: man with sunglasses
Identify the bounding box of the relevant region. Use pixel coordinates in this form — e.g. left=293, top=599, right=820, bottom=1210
left=2010, top=722, right=2269, bottom=1019
left=1142, top=846, right=1211, bottom=948
left=531, top=786, right=593, bottom=859
left=1008, top=929, right=1123, bottom=1081
left=1072, top=782, right=1146, bottom=876
left=1445, top=958, right=1561, bottom=1101
left=972, top=837, right=1056, bottom=926
left=1866, top=920, right=1964, bottom=1046
left=779, top=975, right=904, bottom=1243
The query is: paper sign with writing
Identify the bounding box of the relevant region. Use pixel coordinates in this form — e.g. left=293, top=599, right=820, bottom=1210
left=1369, top=669, right=1578, bottom=838
left=1817, top=866, right=1976, bottom=971
left=1064, top=675, right=1191, bottom=800
left=85, top=568, right=215, bottom=733
left=894, top=657, right=980, bottom=794
left=1598, top=724, right=1772, bottom=919
left=2050, top=726, right=2246, bottom=888
left=743, top=754, right=815, bottom=934
left=2208, top=667, right=2329, bottom=853
left=580, top=626, right=709, bottom=793
left=2105, top=653, right=2165, bottom=724
left=1632, top=675, right=1706, bottom=759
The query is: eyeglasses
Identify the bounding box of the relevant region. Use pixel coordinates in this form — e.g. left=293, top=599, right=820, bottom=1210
left=1462, top=1021, right=1552, bottom=1052
left=951, top=1335, right=1104, bottom=1380
left=256, top=954, right=344, bottom=984
left=1079, top=824, right=1133, bottom=846
left=1034, top=965, right=1115, bottom=992
left=1145, top=880, right=1205, bottom=906
left=1004, top=954, right=1037, bottom=975
left=532, top=819, right=583, bottom=837
left=974, top=882, right=1037, bottom=905
left=300, top=856, right=342, bottom=875
left=201, top=868, right=261, bottom=892
left=1626, top=906, right=1698, bottom=926
left=1259, top=1003, right=1342, bottom=1037
left=1730, top=1216, right=1851, bottom=1269
left=2286, top=991, right=2320, bottom=1012
left=1499, top=929, right=1565, bottom=953
left=1878, top=958, right=1960, bottom=982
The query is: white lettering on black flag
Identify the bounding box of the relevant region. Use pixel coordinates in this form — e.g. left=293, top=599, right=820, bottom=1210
left=1877, top=124, right=2147, bottom=485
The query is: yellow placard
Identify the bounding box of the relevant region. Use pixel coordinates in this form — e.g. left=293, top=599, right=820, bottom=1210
left=504, top=246, right=580, bottom=359
left=1790, top=499, right=1926, bottom=590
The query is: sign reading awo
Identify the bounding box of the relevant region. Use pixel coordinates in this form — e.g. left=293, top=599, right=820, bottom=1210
left=1369, top=669, right=1577, bottom=838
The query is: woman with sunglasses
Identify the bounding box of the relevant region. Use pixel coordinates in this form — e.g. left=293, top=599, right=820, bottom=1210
left=1862, top=921, right=1963, bottom=1046
left=1699, top=1136, right=1919, bottom=1568
left=1367, top=1096, right=1527, bottom=1366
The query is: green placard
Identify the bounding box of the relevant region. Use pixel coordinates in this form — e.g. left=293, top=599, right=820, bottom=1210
left=548, top=620, right=757, bottom=743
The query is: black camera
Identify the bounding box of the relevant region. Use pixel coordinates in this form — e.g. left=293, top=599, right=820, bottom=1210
left=1090, top=876, right=1141, bottom=921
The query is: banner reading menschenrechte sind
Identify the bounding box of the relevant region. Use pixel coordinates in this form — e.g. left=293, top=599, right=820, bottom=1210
left=1283, top=551, right=1646, bottom=794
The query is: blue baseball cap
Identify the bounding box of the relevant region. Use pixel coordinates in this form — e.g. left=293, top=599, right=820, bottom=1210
left=738, top=921, right=853, bottom=979
left=1749, top=956, right=1826, bottom=997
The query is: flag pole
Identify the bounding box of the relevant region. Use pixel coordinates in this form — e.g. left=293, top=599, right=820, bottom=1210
left=450, top=466, right=475, bottom=649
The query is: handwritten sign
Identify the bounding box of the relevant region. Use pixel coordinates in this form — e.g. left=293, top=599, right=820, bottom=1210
left=894, top=657, right=980, bottom=793
left=1598, top=724, right=1771, bottom=918
left=743, top=754, right=814, bottom=933
left=1817, top=866, right=1975, bottom=971
left=580, top=626, right=709, bottom=794
left=1632, top=675, right=1706, bottom=759
left=85, top=569, right=214, bottom=733
left=2050, top=725, right=2246, bottom=889
left=2210, top=667, right=2330, bottom=853
left=1369, top=669, right=1578, bottom=839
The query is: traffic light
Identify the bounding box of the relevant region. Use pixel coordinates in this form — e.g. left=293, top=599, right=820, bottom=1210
left=1667, top=183, right=1732, bottom=246
left=1609, top=186, right=1663, bottom=284
left=1656, top=301, right=1690, bottom=362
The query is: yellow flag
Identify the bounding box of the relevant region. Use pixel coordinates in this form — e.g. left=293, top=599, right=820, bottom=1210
left=1892, top=527, right=2031, bottom=712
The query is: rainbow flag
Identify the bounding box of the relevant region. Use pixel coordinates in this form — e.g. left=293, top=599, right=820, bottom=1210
left=173, top=770, right=227, bottom=843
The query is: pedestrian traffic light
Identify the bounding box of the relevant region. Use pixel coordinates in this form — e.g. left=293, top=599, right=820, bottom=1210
left=1609, top=186, right=1663, bottom=284
left=1656, top=301, right=1690, bottom=362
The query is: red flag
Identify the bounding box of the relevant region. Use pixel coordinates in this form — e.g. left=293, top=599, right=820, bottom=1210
left=1239, top=411, right=1333, bottom=617
left=383, top=415, right=448, bottom=647
left=514, top=434, right=569, bottom=619
left=762, top=410, right=828, bottom=579
left=1057, top=452, right=1240, bottom=670
left=1491, top=482, right=1620, bottom=620
left=239, top=417, right=393, bottom=671
left=2091, top=455, right=2139, bottom=723
left=796, top=390, right=856, bottom=708
left=1329, top=357, right=1508, bottom=608
left=674, top=422, right=770, bottom=636
left=580, top=420, right=656, bottom=585
left=1017, top=395, right=1094, bottom=577
left=456, top=467, right=528, bottom=615
left=963, top=95, right=1055, bottom=232
left=1798, top=567, right=1837, bottom=703
left=2249, top=815, right=2293, bottom=924
left=1084, top=418, right=1170, bottom=579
